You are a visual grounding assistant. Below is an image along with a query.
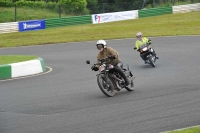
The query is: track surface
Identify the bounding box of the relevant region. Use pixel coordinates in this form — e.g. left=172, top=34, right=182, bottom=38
left=0, top=36, right=200, bottom=133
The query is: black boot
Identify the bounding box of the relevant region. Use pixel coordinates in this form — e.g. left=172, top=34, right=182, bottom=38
left=152, top=48, right=159, bottom=59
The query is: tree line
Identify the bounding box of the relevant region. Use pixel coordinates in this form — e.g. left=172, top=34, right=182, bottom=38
left=0, top=0, right=198, bottom=15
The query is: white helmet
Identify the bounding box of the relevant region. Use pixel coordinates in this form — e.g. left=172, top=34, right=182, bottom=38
left=136, top=32, right=142, bottom=37
left=96, top=40, right=107, bottom=48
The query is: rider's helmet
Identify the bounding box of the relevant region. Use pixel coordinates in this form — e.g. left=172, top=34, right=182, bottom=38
left=136, top=32, right=142, bottom=38
left=96, top=40, right=107, bottom=48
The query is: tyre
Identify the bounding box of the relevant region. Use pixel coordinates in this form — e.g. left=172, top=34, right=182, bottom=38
left=148, top=55, right=155, bottom=67
left=125, top=78, right=134, bottom=91
left=97, top=74, right=115, bottom=97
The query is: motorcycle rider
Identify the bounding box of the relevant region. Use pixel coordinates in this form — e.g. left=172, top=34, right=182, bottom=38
left=91, top=39, right=130, bottom=86
left=134, top=32, right=159, bottom=63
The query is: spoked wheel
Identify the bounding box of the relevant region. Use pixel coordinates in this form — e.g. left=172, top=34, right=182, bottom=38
left=97, top=74, right=115, bottom=97
left=148, top=55, right=156, bottom=67
left=125, top=77, right=134, bottom=91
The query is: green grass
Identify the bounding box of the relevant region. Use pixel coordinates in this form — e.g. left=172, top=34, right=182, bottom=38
left=0, top=11, right=199, bottom=48
left=164, top=126, right=200, bottom=133
left=0, top=7, right=63, bottom=23
left=0, top=55, right=38, bottom=65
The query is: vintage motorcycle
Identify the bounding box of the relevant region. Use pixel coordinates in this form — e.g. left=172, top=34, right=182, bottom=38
left=86, top=57, right=135, bottom=97
left=134, top=43, right=157, bottom=67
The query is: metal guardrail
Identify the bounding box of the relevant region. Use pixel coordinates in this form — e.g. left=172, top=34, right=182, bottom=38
left=0, top=22, right=18, bottom=34
left=139, top=6, right=172, bottom=18
left=45, top=15, right=92, bottom=28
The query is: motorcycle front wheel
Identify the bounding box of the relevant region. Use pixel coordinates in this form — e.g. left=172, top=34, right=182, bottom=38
left=148, top=55, right=156, bottom=67
left=97, top=74, right=115, bottom=97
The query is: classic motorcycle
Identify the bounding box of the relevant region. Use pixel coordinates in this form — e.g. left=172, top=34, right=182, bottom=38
left=86, top=57, right=135, bottom=97
left=134, top=43, right=156, bottom=67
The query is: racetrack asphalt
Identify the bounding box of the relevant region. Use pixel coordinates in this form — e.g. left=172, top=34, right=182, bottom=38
left=0, top=36, right=200, bottom=133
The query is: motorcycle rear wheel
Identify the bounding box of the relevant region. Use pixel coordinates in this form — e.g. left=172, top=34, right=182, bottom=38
left=125, top=78, right=134, bottom=91
left=97, top=74, right=115, bottom=97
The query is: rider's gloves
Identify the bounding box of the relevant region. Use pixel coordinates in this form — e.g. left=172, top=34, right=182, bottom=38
left=147, top=39, right=151, bottom=44
left=108, top=55, right=116, bottom=59
left=91, top=65, right=99, bottom=71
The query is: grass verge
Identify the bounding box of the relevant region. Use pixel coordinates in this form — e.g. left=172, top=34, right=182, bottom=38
left=0, top=11, right=199, bottom=48
left=0, top=55, right=38, bottom=65
left=163, top=126, right=200, bottom=133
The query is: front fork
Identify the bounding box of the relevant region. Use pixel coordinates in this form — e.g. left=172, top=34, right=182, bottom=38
left=97, top=72, right=110, bottom=86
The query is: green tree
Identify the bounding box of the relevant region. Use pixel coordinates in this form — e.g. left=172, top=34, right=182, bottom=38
left=86, top=0, right=99, bottom=14
left=59, top=0, right=87, bottom=14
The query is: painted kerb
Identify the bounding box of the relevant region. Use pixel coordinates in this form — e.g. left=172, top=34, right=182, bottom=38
left=0, top=57, right=46, bottom=80
left=38, top=57, right=46, bottom=72
left=0, top=65, right=12, bottom=79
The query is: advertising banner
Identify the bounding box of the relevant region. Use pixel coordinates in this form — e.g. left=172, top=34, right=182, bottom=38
left=18, top=20, right=45, bottom=32
left=92, top=10, right=136, bottom=24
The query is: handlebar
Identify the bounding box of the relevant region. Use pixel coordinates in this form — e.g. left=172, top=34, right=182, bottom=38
left=94, top=56, right=113, bottom=66
left=98, top=57, right=109, bottom=62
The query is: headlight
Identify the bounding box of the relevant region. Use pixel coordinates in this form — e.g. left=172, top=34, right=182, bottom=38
left=142, top=47, right=148, bottom=51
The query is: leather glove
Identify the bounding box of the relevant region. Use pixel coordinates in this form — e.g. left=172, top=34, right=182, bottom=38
left=91, top=66, right=99, bottom=71
left=147, top=39, right=151, bottom=44
left=108, top=55, right=116, bottom=59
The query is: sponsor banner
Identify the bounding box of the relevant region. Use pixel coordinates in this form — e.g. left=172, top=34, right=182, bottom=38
left=18, top=20, right=45, bottom=32
left=92, top=10, right=136, bottom=24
